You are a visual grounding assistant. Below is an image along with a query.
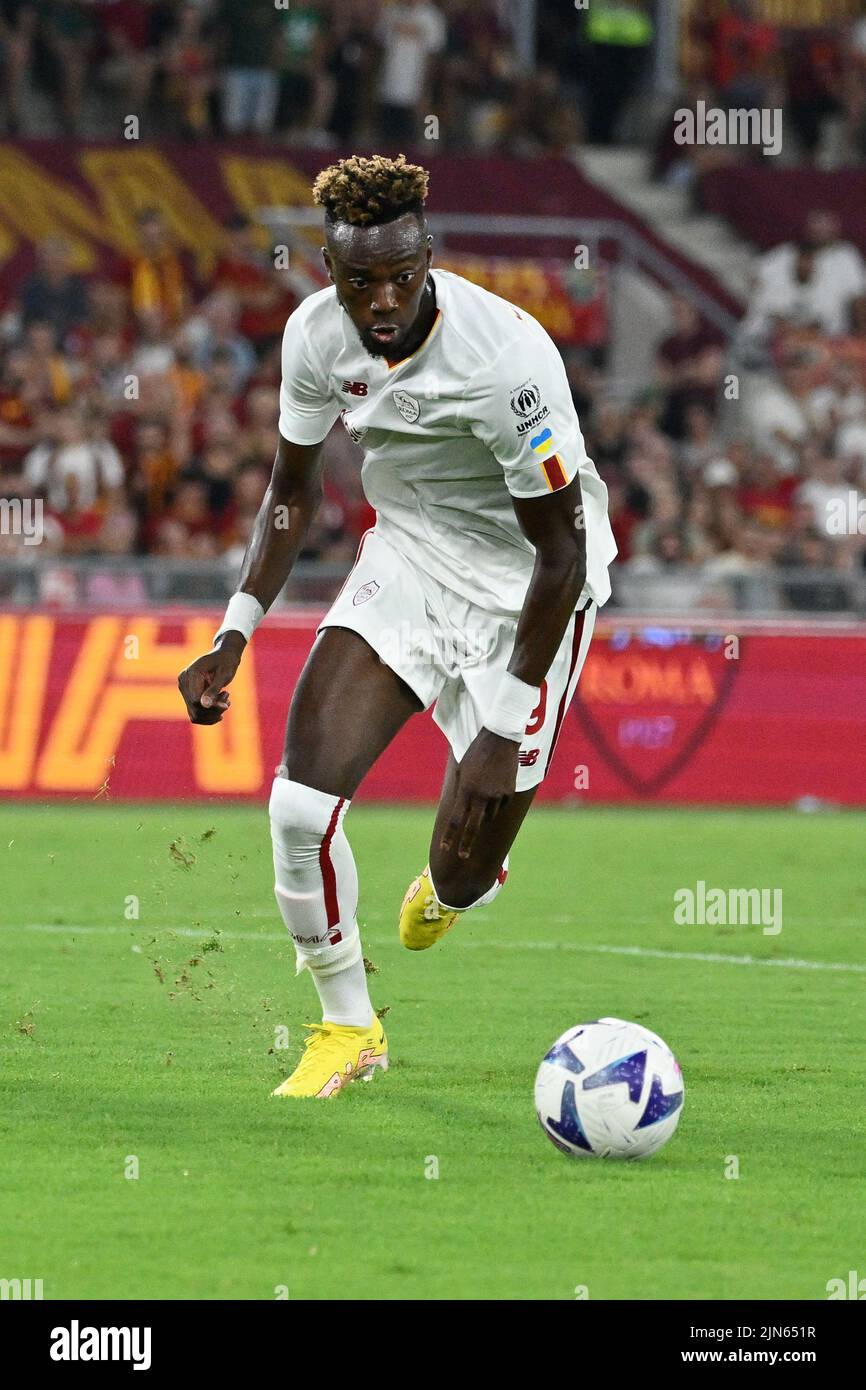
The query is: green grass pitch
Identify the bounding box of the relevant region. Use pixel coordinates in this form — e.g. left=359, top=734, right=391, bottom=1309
left=2, top=801, right=864, bottom=1301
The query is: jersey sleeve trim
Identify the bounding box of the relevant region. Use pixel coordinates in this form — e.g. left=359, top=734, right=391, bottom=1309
left=505, top=453, right=578, bottom=499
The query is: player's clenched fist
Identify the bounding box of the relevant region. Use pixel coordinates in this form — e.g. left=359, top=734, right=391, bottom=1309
left=177, top=632, right=245, bottom=724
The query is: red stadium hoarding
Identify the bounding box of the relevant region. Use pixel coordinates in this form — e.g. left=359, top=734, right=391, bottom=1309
left=2, top=610, right=864, bottom=806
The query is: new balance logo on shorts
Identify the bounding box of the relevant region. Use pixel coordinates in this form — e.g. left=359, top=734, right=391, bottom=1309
left=518, top=749, right=540, bottom=766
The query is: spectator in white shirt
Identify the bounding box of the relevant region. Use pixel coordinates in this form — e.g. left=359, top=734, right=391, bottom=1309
left=23, top=408, right=124, bottom=513
left=376, top=0, right=447, bottom=142
left=836, top=418, right=866, bottom=469
left=742, top=346, right=823, bottom=473
left=748, top=210, right=866, bottom=341
left=808, top=360, right=866, bottom=435
left=796, top=453, right=863, bottom=540
left=739, top=243, right=830, bottom=353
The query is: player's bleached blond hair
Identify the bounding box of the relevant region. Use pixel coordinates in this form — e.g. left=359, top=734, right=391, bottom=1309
left=312, top=154, right=429, bottom=228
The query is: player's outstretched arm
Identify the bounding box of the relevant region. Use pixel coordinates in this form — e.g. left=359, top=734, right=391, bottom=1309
left=177, top=433, right=325, bottom=725
left=506, top=472, right=588, bottom=687
left=441, top=475, right=587, bottom=858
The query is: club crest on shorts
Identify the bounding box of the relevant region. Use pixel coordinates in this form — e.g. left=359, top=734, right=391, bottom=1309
left=353, top=580, right=380, bottom=606
left=393, top=389, right=421, bottom=423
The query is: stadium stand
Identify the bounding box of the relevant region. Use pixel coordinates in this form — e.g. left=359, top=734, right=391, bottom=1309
left=0, top=0, right=865, bottom=615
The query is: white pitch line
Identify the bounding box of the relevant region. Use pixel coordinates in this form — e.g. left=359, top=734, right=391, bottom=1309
left=10, top=922, right=866, bottom=974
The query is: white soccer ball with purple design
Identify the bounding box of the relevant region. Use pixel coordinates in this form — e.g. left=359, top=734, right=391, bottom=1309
left=534, top=1017, right=684, bottom=1159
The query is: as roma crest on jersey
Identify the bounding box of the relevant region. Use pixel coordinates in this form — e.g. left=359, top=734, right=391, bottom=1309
left=353, top=580, right=380, bottom=606
left=393, top=390, right=421, bottom=423
left=573, top=628, right=741, bottom=794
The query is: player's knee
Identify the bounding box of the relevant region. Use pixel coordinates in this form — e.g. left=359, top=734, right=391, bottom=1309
left=269, top=775, right=344, bottom=844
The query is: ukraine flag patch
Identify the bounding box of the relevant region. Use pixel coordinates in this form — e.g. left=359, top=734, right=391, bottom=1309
left=530, top=428, right=553, bottom=454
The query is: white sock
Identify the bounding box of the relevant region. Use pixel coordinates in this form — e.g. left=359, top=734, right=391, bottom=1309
left=269, top=776, right=373, bottom=1028
left=313, top=954, right=374, bottom=1029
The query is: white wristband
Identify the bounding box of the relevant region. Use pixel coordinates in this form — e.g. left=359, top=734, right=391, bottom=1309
left=484, top=671, right=540, bottom=744
left=213, top=592, right=265, bottom=647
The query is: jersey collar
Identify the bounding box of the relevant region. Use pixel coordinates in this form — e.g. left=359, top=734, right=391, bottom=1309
left=385, top=272, right=444, bottom=370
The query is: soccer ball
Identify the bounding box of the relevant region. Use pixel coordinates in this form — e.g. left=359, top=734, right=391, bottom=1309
left=534, top=1017, right=684, bottom=1160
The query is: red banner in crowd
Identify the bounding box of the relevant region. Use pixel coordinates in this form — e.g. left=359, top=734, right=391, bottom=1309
left=435, top=253, right=606, bottom=346
left=0, top=141, right=605, bottom=344
left=2, top=611, right=864, bottom=806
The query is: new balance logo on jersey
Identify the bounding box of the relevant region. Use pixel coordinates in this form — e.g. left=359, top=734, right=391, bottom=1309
left=342, top=380, right=368, bottom=396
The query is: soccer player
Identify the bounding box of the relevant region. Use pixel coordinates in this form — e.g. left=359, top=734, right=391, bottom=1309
left=178, top=155, right=616, bottom=1098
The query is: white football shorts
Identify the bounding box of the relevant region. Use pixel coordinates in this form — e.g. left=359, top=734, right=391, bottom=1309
left=318, top=527, right=596, bottom=790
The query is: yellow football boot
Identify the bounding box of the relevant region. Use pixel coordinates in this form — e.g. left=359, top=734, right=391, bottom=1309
left=271, top=1017, right=389, bottom=1098
left=399, top=866, right=461, bottom=951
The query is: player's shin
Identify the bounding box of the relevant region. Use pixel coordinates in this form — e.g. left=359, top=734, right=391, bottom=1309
left=268, top=776, right=373, bottom=1027
left=429, top=855, right=509, bottom=912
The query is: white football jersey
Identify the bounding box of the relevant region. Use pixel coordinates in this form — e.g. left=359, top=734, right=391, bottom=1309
left=278, top=268, right=616, bottom=616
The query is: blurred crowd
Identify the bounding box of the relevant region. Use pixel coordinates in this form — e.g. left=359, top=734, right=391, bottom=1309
left=2, top=1, right=866, bottom=612
left=655, top=1, right=866, bottom=185
left=577, top=205, right=866, bottom=612
left=0, top=209, right=375, bottom=602
left=2, top=197, right=865, bottom=612
left=0, top=0, right=585, bottom=155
